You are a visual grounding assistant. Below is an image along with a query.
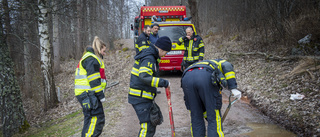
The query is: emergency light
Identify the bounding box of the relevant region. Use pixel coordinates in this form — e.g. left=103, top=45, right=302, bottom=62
left=184, top=17, right=192, bottom=21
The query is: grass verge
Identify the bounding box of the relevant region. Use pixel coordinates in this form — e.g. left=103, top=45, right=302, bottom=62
left=12, top=110, right=83, bottom=137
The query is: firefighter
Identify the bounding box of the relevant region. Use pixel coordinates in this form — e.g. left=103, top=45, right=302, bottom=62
left=181, top=59, right=241, bottom=137
left=149, top=23, right=160, bottom=44
left=135, top=25, right=151, bottom=54
left=178, top=27, right=205, bottom=70
left=74, top=36, right=107, bottom=137
left=128, top=36, right=172, bottom=137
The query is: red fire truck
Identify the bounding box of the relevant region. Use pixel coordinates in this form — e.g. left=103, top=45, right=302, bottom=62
left=134, top=5, right=196, bottom=72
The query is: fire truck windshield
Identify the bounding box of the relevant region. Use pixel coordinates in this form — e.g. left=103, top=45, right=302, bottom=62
left=158, top=26, right=191, bottom=43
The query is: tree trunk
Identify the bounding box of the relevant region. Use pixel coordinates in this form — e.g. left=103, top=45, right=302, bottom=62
left=38, top=0, right=58, bottom=111
left=22, top=1, right=32, bottom=99
left=126, top=0, right=130, bottom=39
left=52, top=0, right=60, bottom=73
left=188, top=0, right=201, bottom=35
left=2, top=0, right=13, bottom=56
left=120, top=0, right=124, bottom=38
left=0, top=44, right=28, bottom=137
left=276, top=1, right=285, bottom=36
left=76, top=0, right=82, bottom=59
left=82, top=0, right=88, bottom=49
left=0, top=19, right=2, bottom=42
left=88, top=0, right=95, bottom=42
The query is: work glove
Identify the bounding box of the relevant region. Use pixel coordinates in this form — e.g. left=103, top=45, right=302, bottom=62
left=231, top=89, right=241, bottom=100
left=181, top=36, right=187, bottom=41
left=216, top=71, right=227, bottom=88
left=100, top=97, right=106, bottom=102
left=164, top=80, right=170, bottom=88
left=177, top=36, right=187, bottom=45
left=82, top=97, right=91, bottom=112
left=88, top=91, right=99, bottom=110
left=181, top=61, right=185, bottom=72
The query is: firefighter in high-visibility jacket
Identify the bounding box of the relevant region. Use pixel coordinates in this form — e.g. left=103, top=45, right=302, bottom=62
left=129, top=36, right=172, bottom=137
left=135, top=25, right=152, bottom=54
left=74, top=36, right=107, bottom=137
left=181, top=59, right=241, bottom=137
left=178, top=27, right=205, bottom=70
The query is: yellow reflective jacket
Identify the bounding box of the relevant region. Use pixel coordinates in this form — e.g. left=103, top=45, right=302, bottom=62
left=74, top=51, right=106, bottom=96
left=178, top=34, right=205, bottom=61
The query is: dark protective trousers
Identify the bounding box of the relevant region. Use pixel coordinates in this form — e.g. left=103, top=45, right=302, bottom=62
left=79, top=100, right=105, bottom=137
left=181, top=68, right=224, bottom=137
left=132, top=102, right=156, bottom=137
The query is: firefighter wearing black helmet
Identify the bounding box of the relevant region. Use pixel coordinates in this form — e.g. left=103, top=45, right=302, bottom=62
left=129, top=36, right=172, bottom=136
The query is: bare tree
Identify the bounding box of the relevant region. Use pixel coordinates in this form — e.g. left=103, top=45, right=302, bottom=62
left=38, top=0, right=58, bottom=111
left=3, top=0, right=12, bottom=55
left=120, top=0, right=125, bottom=38
left=188, top=0, right=201, bottom=34
left=22, top=0, right=32, bottom=98
left=88, top=0, right=97, bottom=42
left=76, top=0, right=82, bottom=60
left=52, top=0, right=60, bottom=73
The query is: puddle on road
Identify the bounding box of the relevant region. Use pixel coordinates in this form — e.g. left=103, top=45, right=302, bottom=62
left=243, top=123, right=296, bottom=137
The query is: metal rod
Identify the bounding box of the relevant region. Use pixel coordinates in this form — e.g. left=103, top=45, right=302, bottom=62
left=221, top=93, right=238, bottom=123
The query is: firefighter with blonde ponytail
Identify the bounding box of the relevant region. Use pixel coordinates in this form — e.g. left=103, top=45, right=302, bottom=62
left=92, top=36, right=107, bottom=59
left=74, top=36, right=107, bottom=136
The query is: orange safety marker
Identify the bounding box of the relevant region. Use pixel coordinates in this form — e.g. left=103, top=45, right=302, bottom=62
left=165, top=88, right=175, bottom=137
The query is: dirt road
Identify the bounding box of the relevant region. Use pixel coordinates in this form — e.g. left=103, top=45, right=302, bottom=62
left=104, top=40, right=295, bottom=137
left=112, top=72, right=295, bottom=137
left=102, top=39, right=296, bottom=137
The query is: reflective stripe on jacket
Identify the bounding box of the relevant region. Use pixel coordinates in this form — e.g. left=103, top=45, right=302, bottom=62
left=74, top=51, right=106, bottom=96
left=135, top=32, right=151, bottom=54
left=183, top=59, right=237, bottom=89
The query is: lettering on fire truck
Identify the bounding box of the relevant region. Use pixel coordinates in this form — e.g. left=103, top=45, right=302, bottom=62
left=160, top=60, right=170, bottom=63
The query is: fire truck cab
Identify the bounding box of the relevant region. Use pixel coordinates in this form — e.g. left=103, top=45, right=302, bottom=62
left=134, top=5, right=196, bottom=72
